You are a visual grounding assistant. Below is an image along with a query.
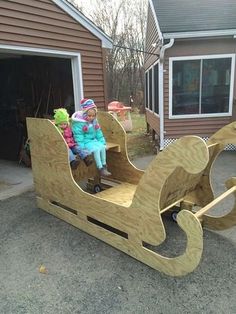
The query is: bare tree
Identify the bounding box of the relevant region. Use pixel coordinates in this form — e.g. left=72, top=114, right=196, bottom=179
left=68, top=0, right=148, bottom=107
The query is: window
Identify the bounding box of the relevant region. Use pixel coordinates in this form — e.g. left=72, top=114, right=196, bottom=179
left=149, top=69, right=153, bottom=110
left=154, top=63, right=159, bottom=114
left=145, top=63, right=159, bottom=114
left=145, top=71, right=148, bottom=108
left=170, top=55, right=234, bottom=117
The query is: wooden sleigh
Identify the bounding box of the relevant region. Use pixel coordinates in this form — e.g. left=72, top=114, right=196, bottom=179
left=26, top=112, right=236, bottom=276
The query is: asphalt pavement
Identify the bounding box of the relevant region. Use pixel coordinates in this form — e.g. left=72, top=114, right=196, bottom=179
left=0, top=152, right=236, bottom=314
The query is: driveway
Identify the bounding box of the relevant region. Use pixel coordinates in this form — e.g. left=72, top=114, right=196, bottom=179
left=0, top=152, right=236, bottom=314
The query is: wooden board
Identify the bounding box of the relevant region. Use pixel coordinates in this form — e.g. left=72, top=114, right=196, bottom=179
left=96, top=182, right=137, bottom=206
left=106, top=142, right=121, bottom=152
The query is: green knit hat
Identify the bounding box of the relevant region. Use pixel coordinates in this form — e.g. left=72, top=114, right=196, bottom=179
left=54, top=108, right=69, bottom=125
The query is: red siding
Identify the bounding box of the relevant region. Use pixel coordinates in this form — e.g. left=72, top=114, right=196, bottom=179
left=0, top=0, right=107, bottom=107
left=146, top=109, right=160, bottom=135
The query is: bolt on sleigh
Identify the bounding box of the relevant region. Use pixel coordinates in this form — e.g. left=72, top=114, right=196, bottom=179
left=26, top=112, right=236, bottom=276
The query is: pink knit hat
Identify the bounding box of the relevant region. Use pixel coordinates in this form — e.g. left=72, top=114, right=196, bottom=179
left=80, top=98, right=97, bottom=113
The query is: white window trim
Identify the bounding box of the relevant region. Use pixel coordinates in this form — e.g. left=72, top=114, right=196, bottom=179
left=145, top=68, right=152, bottom=110
left=169, top=53, right=235, bottom=119
left=145, top=61, right=160, bottom=117
left=0, top=44, right=84, bottom=110
left=154, top=61, right=160, bottom=117
left=145, top=70, right=150, bottom=110
left=148, top=68, right=153, bottom=110
left=151, top=67, right=154, bottom=111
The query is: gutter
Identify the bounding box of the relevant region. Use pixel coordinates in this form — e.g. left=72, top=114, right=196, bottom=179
left=159, top=38, right=174, bottom=150
left=164, top=29, right=236, bottom=40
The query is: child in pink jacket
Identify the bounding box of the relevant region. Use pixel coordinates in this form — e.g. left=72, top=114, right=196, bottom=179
left=54, top=108, right=93, bottom=169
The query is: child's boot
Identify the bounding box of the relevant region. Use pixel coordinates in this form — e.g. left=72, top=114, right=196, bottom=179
left=70, top=159, right=80, bottom=170
left=83, top=155, right=93, bottom=167
left=100, top=166, right=111, bottom=176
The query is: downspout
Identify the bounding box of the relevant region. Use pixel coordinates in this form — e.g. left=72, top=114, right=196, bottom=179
left=159, top=38, right=174, bottom=150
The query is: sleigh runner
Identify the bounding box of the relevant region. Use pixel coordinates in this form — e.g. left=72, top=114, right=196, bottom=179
left=26, top=112, right=236, bottom=276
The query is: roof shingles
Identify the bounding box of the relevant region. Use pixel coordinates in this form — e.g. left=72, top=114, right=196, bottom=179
left=152, top=0, right=236, bottom=33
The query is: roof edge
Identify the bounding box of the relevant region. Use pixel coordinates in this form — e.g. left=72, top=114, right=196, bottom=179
left=52, top=0, right=113, bottom=48
left=163, top=29, right=236, bottom=39
left=149, top=0, right=163, bottom=42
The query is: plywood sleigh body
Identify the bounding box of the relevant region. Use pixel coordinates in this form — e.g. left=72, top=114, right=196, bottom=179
left=26, top=113, right=236, bottom=276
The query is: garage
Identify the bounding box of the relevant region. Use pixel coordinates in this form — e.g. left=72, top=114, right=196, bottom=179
left=0, top=0, right=112, bottom=163
left=0, top=52, right=75, bottom=161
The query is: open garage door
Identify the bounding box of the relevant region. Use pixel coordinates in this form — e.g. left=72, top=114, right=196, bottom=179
left=0, top=51, right=82, bottom=161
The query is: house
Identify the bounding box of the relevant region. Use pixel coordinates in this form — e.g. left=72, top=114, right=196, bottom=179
left=144, top=0, right=236, bottom=150
left=0, top=0, right=112, bottom=161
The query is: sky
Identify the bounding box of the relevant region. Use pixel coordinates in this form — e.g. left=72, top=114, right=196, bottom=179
left=70, top=0, right=146, bottom=19
left=69, top=0, right=148, bottom=45
left=71, top=0, right=103, bottom=17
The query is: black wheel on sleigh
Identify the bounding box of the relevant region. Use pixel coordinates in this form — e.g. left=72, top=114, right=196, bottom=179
left=93, top=184, right=102, bottom=193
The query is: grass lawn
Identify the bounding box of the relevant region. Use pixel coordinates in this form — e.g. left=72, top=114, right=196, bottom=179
left=126, top=112, right=156, bottom=160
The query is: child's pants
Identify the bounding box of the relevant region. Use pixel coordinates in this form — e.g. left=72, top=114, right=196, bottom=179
left=93, top=146, right=106, bottom=169
left=69, top=145, right=89, bottom=162
left=84, top=141, right=106, bottom=169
